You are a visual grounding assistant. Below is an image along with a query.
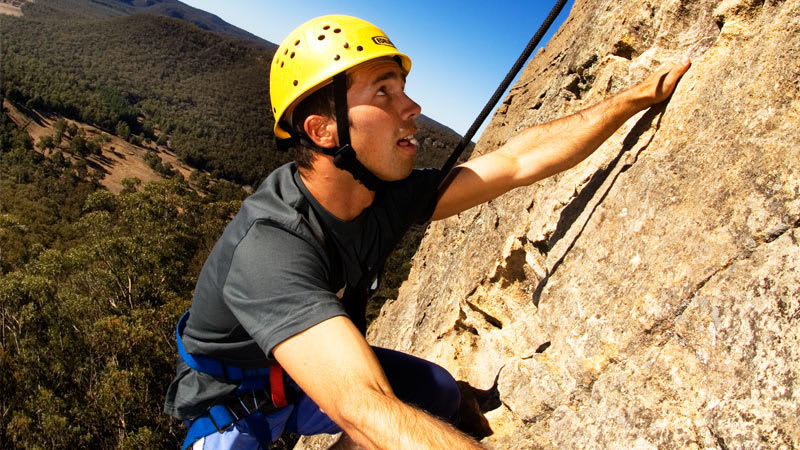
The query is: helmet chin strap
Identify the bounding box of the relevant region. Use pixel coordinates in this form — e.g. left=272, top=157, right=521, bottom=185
left=328, top=72, right=387, bottom=192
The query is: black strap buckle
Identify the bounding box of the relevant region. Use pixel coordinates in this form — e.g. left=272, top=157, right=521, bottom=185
left=238, top=389, right=260, bottom=414
left=219, top=389, right=274, bottom=425
left=201, top=376, right=292, bottom=435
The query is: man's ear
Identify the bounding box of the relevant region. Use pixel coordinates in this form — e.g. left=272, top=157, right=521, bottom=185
left=303, top=115, right=337, bottom=148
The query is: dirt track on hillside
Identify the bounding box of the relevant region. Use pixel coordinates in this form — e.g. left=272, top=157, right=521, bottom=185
left=4, top=100, right=197, bottom=194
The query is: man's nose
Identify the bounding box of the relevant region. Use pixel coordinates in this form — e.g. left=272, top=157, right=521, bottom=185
left=400, top=93, right=421, bottom=121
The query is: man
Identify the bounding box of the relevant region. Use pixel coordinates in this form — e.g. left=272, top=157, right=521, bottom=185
left=165, top=14, right=691, bottom=450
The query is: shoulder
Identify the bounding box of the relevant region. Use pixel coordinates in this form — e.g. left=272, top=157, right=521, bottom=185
left=242, top=163, right=307, bottom=225
left=399, top=167, right=442, bottom=188
left=376, top=168, right=442, bottom=223
left=197, top=164, right=331, bottom=293
left=230, top=163, right=327, bottom=249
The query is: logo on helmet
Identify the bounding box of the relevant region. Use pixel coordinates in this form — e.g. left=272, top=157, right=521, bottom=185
left=371, top=36, right=395, bottom=48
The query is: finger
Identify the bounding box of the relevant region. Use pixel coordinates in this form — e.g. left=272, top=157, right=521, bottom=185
left=668, top=56, right=692, bottom=82
left=657, top=56, right=692, bottom=100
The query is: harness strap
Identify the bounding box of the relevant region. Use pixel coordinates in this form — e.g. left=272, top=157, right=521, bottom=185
left=182, top=404, right=237, bottom=450
left=176, top=312, right=270, bottom=384
left=181, top=389, right=283, bottom=450
left=176, top=311, right=292, bottom=449
left=270, top=364, right=288, bottom=408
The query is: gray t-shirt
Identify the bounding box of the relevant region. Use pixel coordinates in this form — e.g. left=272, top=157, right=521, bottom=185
left=164, top=163, right=441, bottom=419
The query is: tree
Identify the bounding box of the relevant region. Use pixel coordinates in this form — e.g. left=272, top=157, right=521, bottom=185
left=68, top=134, right=88, bottom=155
left=115, top=121, right=130, bottom=141
left=120, top=177, right=141, bottom=194
left=155, top=133, right=168, bottom=147
left=36, top=135, right=55, bottom=151
left=189, top=169, right=210, bottom=191
left=86, top=138, right=102, bottom=155
left=53, top=119, right=68, bottom=143
left=66, top=123, right=78, bottom=138
left=1, top=179, right=241, bottom=449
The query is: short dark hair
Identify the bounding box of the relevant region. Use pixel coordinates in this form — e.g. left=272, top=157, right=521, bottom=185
left=287, top=81, right=337, bottom=169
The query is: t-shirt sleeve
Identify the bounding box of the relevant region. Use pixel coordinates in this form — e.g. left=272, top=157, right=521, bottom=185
left=223, top=222, right=347, bottom=357
left=389, top=168, right=443, bottom=225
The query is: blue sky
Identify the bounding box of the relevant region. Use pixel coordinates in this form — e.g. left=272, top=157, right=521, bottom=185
left=181, top=0, right=574, bottom=138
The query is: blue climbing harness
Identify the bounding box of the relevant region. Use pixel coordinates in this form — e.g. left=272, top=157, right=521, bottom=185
left=176, top=312, right=291, bottom=450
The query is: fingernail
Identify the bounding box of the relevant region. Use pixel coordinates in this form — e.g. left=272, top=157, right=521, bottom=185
left=682, top=55, right=691, bottom=65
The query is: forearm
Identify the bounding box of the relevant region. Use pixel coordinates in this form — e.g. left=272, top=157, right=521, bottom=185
left=492, top=58, right=692, bottom=189
left=339, top=389, right=484, bottom=450
left=432, top=58, right=691, bottom=221
left=434, top=88, right=647, bottom=219
left=273, top=317, right=483, bottom=449
left=498, top=84, right=650, bottom=187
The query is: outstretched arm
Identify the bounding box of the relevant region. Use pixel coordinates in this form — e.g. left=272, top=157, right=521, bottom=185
left=432, top=57, right=692, bottom=221
left=272, top=316, right=485, bottom=450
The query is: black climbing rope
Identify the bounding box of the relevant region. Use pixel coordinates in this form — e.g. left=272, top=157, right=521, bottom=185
left=439, top=0, right=570, bottom=179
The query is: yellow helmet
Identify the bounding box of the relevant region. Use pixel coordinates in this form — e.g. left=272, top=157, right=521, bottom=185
left=270, top=15, right=412, bottom=139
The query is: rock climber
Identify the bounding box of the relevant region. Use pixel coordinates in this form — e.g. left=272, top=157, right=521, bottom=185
left=164, top=14, right=691, bottom=450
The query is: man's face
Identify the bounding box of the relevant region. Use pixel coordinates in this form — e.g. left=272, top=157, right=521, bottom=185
left=342, top=57, right=421, bottom=182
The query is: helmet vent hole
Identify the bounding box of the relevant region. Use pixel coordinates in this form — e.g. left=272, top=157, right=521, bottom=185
left=356, top=45, right=363, bottom=51
left=283, top=49, right=288, bottom=55
left=294, top=40, right=300, bottom=46
left=343, top=42, right=349, bottom=49
left=333, top=28, right=341, bottom=33
left=322, top=25, right=330, bottom=30
left=318, top=34, right=325, bottom=40
left=290, top=52, right=295, bottom=58
left=333, top=54, right=340, bottom=61
left=293, top=80, right=298, bottom=86
left=280, top=62, right=284, bottom=68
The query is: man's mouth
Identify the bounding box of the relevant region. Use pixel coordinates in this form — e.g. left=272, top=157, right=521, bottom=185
left=397, top=135, right=418, bottom=148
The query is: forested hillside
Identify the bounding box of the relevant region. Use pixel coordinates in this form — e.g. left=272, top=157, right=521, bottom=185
left=2, top=7, right=277, bottom=185
left=0, top=106, right=243, bottom=447
left=15, top=0, right=278, bottom=51
left=0, top=1, right=297, bottom=444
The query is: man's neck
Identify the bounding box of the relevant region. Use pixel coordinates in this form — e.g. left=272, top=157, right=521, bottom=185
left=298, top=157, right=375, bottom=222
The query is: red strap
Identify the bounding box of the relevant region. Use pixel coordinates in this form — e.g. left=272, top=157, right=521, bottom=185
left=269, top=364, right=287, bottom=408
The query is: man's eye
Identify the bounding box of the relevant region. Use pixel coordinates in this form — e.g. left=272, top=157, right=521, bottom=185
left=376, top=87, right=387, bottom=96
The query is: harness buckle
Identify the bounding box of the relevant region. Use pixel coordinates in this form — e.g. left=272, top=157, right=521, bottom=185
left=207, top=409, right=236, bottom=433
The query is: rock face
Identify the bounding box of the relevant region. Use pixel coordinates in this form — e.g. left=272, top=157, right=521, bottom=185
left=368, top=0, right=799, bottom=448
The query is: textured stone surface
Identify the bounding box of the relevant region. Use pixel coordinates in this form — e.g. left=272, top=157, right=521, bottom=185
left=368, top=0, right=799, bottom=448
